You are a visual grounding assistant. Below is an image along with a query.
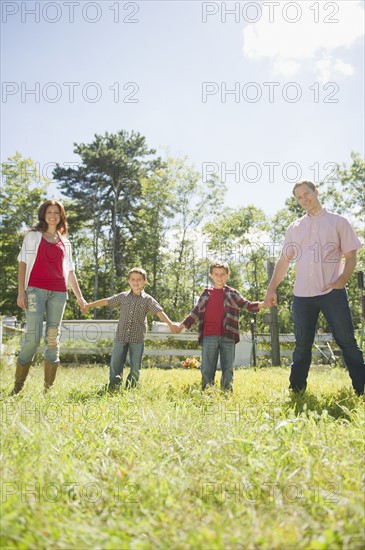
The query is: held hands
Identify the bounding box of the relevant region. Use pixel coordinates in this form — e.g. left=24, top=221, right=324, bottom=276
left=77, top=296, right=88, bottom=313
left=170, top=322, right=183, bottom=334
left=263, top=291, right=278, bottom=308
left=82, top=303, right=93, bottom=314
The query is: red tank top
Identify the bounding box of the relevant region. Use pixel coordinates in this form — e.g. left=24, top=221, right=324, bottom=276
left=28, top=237, right=67, bottom=292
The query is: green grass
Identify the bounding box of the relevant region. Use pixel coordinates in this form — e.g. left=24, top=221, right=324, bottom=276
left=1, top=363, right=364, bottom=549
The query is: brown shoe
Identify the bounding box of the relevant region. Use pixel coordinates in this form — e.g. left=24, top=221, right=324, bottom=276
left=11, top=360, right=32, bottom=395
left=44, top=359, right=59, bottom=392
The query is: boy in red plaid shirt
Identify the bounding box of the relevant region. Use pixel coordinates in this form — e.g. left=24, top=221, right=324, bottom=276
left=177, top=261, right=265, bottom=390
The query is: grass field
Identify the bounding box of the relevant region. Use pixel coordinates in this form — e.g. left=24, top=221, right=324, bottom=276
left=1, top=362, right=364, bottom=550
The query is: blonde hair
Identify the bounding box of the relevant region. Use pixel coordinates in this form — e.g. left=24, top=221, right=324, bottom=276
left=209, top=261, right=230, bottom=274
left=128, top=267, right=147, bottom=281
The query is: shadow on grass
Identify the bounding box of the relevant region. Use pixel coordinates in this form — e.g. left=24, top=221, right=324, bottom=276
left=66, top=384, right=120, bottom=402
left=0, top=386, right=13, bottom=401
left=180, top=382, right=204, bottom=396
left=154, top=381, right=235, bottom=400
left=288, top=388, right=362, bottom=420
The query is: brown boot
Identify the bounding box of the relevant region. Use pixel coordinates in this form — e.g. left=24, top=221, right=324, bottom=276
left=11, top=360, right=32, bottom=395
left=44, top=359, right=59, bottom=392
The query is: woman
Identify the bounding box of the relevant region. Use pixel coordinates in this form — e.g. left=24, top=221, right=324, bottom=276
left=12, top=200, right=86, bottom=394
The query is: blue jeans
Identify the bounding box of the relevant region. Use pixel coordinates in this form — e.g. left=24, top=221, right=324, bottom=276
left=18, top=287, right=67, bottom=365
left=201, top=336, right=236, bottom=390
left=109, top=340, right=144, bottom=388
left=291, top=289, right=365, bottom=395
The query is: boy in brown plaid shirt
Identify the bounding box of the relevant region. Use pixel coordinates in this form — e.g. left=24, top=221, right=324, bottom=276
left=84, top=267, right=179, bottom=388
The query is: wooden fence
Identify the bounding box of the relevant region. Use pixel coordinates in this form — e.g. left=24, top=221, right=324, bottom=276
left=1, top=320, right=337, bottom=366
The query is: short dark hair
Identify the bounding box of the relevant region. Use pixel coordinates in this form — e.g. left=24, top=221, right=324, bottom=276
left=128, top=267, right=147, bottom=281
left=209, top=261, right=230, bottom=274
left=292, top=180, right=316, bottom=196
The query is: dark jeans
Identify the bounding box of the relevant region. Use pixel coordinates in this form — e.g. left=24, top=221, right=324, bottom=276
left=291, top=289, right=365, bottom=395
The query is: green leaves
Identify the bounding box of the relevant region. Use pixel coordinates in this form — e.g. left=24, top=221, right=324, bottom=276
left=0, top=153, right=48, bottom=315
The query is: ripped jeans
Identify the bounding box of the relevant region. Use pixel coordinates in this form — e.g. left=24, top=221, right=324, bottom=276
left=17, top=287, right=67, bottom=365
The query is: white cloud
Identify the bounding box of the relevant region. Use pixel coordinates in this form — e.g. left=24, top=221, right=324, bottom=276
left=334, top=59, right=355, bottom=76
left=243, top=0, right=364, bottom=80
left=314, top=56, right=356, bottom=83
left=273, top=58, right=300, bottom=77
left=314, top=58, right=332, bottom=83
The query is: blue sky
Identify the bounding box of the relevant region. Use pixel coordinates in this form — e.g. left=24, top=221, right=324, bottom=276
left=1, top=0, right=364, bottom=216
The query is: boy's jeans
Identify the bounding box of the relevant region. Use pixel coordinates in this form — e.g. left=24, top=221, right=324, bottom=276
left=201, top=336, right=236, bottom=390
left=291, top=288, right=365, bottom=395
left=110, top=340, right=144, bottom=388
left=18, top=287, right=67, bottom=365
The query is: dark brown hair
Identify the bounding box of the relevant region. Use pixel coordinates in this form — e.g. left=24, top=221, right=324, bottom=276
left=32, top=200, right=68, bottom=235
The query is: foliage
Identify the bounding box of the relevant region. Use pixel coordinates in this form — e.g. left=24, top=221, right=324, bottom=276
left=132, top=164, right=177, bottom=300
left=203, top=205, right=272, bottom=332
left=162, top=157, right=226, bottom=317
left=53, top=130, right=163, bottom=297
left=318, top=152, right=365, bottom=228
left=1, top=365, right=364, bottom=549
left=2, top=146, right=363, bottom=338
left=0, top=153, right=48, bottom=316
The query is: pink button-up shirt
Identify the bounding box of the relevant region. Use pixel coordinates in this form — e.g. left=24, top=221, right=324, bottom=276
left=282, top=208, right=362, bottom=297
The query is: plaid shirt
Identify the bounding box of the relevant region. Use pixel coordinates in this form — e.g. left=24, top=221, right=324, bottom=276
left=108, top=290, right=163, bottom=343
left=182, top=285, right=260, bottom=344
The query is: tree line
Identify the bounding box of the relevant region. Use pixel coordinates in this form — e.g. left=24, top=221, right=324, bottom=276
left=1, top=131, right=364, bottom=334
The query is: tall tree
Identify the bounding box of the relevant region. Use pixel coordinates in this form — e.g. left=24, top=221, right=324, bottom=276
left=318, top=152, right=364, bottom=228
left=167, top=157, right=225, bottom=312
left=203, top=205, right=271, bottom=331
left=53, top=131, right=162, bottom=295
left=134, top=167, right=176, bottom=298
left=0, top=153, right=48, bottom=315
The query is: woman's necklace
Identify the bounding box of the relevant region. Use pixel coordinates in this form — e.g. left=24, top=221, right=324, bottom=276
left=43, top=231, right=59, bottom=242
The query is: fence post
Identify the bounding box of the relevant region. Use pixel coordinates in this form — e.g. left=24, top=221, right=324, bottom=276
left=267, top=260, right=281, bottom=366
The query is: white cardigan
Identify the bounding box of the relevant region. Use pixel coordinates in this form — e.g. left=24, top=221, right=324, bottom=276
left=18, top=231, right=76, bottom=290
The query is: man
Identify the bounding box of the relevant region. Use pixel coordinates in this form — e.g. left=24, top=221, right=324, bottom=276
left=264, top=180, right=364, bottom=396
